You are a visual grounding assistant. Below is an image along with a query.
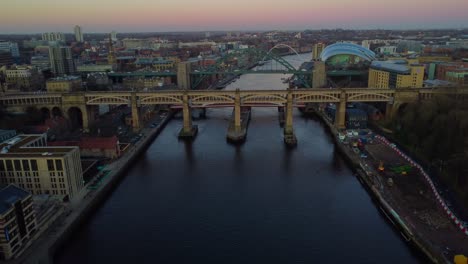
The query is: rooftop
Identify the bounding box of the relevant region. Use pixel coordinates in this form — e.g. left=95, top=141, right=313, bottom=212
left=370, top=61, right=410, bottom=74
left=0, top=134, right=78, bottom=158
left=0, top=185, right=30, bottom=215
left=47, top=76, right=81, bottom=82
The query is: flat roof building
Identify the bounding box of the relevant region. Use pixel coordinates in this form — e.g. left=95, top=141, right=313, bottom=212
left=368, top=61, right=424, bottom=89
left=0, top=185, right=36, bottom=260
left=0, top=134, right=84, bottom=201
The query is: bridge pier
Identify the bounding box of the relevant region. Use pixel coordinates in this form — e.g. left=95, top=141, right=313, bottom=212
left=385, top=101, right=394, bottom=121
left=131, top=93, right=141, bottom=132
left=227, top=89, right=248, bottom=143
left=179, top=92, right=198, bottom=139
left=334, top=91, right=346, bottom=130
left=177, top=62, right=192, bottom=90
left=284, top=89, right=297, bottom=147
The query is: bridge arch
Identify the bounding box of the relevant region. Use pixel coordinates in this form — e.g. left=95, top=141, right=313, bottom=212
left=139, top=95, right=183, bottom=105
left=242, top=94, right=287, bottom=105
left=67, top=107, right=83, bottom=130
left=86, top=96, right=130, bottom=105
left=295, top=93, right=341, bottom=103
left=267, top=44, right=302, bottom=62
left=52, top=106, right=63, bottom=117
left=347, top=92, right=393, bottom=102
left=190, top=95, right=235, bottom=105
left=40, top=107, right=51, bottom=120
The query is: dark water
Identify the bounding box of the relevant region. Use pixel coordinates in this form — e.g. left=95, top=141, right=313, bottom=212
left=55, top=54, right=423, bottom=264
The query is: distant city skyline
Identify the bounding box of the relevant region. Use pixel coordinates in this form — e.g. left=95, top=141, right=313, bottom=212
left=1, top=0, right=468, bottom=34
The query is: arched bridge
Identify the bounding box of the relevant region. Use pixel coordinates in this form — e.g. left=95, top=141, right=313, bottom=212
left=107, top=46, right=313, bottom=89
left=2, top=87, right=467, bottom=134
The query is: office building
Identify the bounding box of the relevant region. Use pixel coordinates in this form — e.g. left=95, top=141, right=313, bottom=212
left=41, top=32, right=65, bottom=42
left=111, top=31, right=117, bottom=41
left=0, top=41, right=19, bottom=58
left=74, top=25, right=84, bottom=43
left=368, top=61, right=424, bottom=88
left=5, top=66, right=45, bottom=92
left=49, top=46, right=75, bottom=76
left=312, top=43, right=326, bottom=61
left=361, top=40, right=371, bottom=50
left=41, top=33, right=65, bottom=42
left=376, top=46, right=397, bottom=55
left=0, top=185, right=37, bottom=260
left=0, top=134, right=84, bottom=200
left=0, top=52, right=13, bottom=67
left=31, top=56, right=51, bottom=71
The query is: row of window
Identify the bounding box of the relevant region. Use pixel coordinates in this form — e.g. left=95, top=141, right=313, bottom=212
left=51, top=183, right=66, bottom=189
left=0, top=159, right=63, bottom=172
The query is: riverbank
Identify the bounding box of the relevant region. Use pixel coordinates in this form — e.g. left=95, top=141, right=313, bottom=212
left=308, top=108, right=467, bottom=264
left=13, top=112, right=174, bottom=264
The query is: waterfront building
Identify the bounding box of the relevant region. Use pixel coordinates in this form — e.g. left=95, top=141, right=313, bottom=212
left=49, top=46, right=76, bottom=76
left=49, top=136, right=121, bottom=159
left=0, top=134, right=84, bottom=200
left=0, top=41, right=19, bottom=58
left=74, top=25, right=84, bottom=43
left=46, top=76, right=81, bottom=92
left=368, top=61, right=424, bottom=88
left=312, top=43, right=326, bottom=61
left=434, top=62, right=468, bottom=80
left=0, top=185, right=37, bottom=260
left=41, top=32, right=65, bottom=42
left=445, top=69, right=468, bottom=86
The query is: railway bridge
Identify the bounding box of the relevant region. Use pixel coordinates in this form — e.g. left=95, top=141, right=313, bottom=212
left=1, top=87, right=467, bottom=142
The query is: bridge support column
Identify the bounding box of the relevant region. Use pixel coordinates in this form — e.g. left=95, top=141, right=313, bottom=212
left=284, top=89, right=297, bottom=147
left=385, top=101, right=394, bottom=121
left=178, top=92, right=198, bottom=139
left=177, top=62, right=192, bottom=90
left=312, top=61, right=326, bottom=88
left=81, top=106, right=90, bottom=132
left=234, top=89, right=241, bottom=133
left=131, top=93, right=141, bottom=132
left=334, top=91, right=346, bottom=130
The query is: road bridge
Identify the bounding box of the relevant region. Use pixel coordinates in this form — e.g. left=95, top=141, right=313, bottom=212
left=2, top=87, right=467, bottom=143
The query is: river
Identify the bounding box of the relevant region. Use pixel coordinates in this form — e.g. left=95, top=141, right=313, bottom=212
left=55, top=54, right=424, bottom=264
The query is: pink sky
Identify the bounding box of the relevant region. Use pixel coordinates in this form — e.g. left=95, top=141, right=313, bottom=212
left=1, top=0, right=467, bottom=33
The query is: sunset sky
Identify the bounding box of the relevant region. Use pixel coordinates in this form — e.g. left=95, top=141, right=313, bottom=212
left=1, top=0, right=468, bottom=33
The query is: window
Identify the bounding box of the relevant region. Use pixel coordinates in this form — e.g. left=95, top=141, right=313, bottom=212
left=0, top=161, right=4, bottom=172
left=6, top=160, right=13, bottom=171
left=47, top=160, right=54, bottom=171
left=22, top=160, right=30, bottom=171
left=55, top=160, right=63, bottom=171
left=14, top=160, right=21, bottom=171
left=31, top=160, right=38, bottom=171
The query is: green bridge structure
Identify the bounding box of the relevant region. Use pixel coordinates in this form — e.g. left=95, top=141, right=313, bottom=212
left=107, top=45, right=343, bottom=89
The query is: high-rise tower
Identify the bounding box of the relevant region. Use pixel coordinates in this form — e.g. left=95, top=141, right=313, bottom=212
left=74, top=25, right=84, bottom=42
left=108, top=34, right=117, bottom=65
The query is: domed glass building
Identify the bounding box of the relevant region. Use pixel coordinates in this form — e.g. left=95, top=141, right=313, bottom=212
left=320, top=43, right=376, bottom=71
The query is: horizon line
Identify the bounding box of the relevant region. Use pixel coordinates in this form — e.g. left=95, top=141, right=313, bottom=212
left=1, top=27, right=468, bottom=35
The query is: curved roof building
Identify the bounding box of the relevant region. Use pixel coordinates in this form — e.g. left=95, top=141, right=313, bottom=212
left=320, top=43, right=376, bottom=63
